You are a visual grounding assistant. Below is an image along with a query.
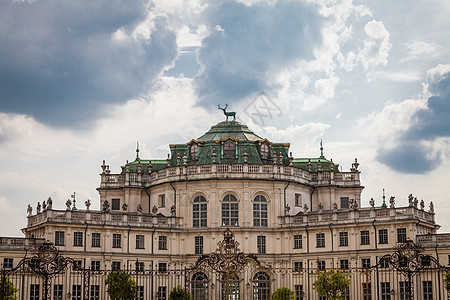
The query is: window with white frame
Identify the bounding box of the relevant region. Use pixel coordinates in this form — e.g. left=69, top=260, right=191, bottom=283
left=72, top=285, right=82, bottom=300
left=190, top=143, right=198, bottom=160
left=423, top=281, right=433, bottom=300
left=136, top=235, right=145, bottom=249
left=222, top=194, right=238, bottom=226
left=340, top=259, right=349, bottom=269
left=158, top=236, right=167, bottom=250
left=193, top=196, right=207, bottom=227
left=316, top=233, right=325, bottom=248
left=195, top=236, right=203, bottom=255
left=361, top=258, right=371, bottom=269
left=3, top=258, right=13, bottom=269
left=260, top=142, right=269, bottom=159
left=30, top=284, right=40, bottom=300
left=361, top=230, right=370, bottom=245
left=223, top=140, right=236, bottom=159
left=73, top=232, right=83, bottom=247
left=112, top=234, right=121, bottom=248
left=55, top=231, right=65, bottom=246
left=91, top=233, right=101, bottom=247
left=295, top=194, right=302, bottom=207
left=379, top=229, right=388, bottom=244
left=339, top=232, right=348, bottom=246
left=253, top=195, right=268, bottom=227
left=380, top=282, right=391, bottom=300
left=294, top=235, right=302, bottom=249
left=90, top=260, right=100, bottom=271
left=257, top=236, right=266, bottom=254
left=397, top=228, right=407, bottom=243
left=53, top=284, right=63, bottom=300
left=90, top=285, right=100, bottom=300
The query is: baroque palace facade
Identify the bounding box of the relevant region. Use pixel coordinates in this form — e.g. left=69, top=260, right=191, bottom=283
left=1, top=118, right=450, bottom=299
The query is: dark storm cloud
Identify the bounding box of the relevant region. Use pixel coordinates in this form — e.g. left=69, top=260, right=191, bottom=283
left=194, top=0, right=323, bottom=106
left=0, top=0, right=177, bottom=128
left=376, top=67, right=450, bottom=173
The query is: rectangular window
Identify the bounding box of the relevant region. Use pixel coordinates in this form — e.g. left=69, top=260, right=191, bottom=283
left=136, top=235, right=145, bottom=249
left=318, top=260, right=325, bottom=270
left=72, top=285, right=82, bottom=300
left=195, top=236, right=204, bottom=255
left=257, top=236, right=266, bottom=254
left=3, top=258, right=13, bottom=269
left=157, top=286, right=167, bottom=300
left=137, top=286, right=144, bottom=300
left=111, top=198, right=120, bottom=211
left=379, top=229, right=388, bottom=244
left=340, top=197, right=349, bottom=209
left=380, top=257, right=389, bottom=268
left=343, top=287, right=350, bottom=300
left=340, top=259, right=349, bottom=269
left=362, top=258, right=371, bottom=269
left=55, top=231, right=65, bottom=246
left=361, top=230, right=370, bottom=245
left=158, top=236, right=167, bottom=250
left=53, top=284, right=63, bottom=300
left=136, top=262, right=145, bottom=272
left=30, top=284, right=40, bottom=300
left=90, top=285, right=100, bottom=300
left=73, top=232, right=83, bottom=247
left=362, top=282, right=372, bottom=300
left=295, top=284, right=303, bottom=300
left=295, top=194, right=302, bottom=207
left=112, top=261, right=121, bottom=271
left=158, top=195, right=165, bottom=208
left=112, top=234, right=121, bottom=248
left=74, top=260, right=83, bottom=269
left=316, top=233, right=325, bottom=248
left=339, top=232, right=348, bottom=246
left=423, top=281, right=433, bottom=300
left=381, top=282, right=391, bottom=300
left=90, top=260, right=100, bottom=271
left=399, top=281, right=411, bottom=300
left=397, top=228, right=407, bottom=243
left=91, top=233, right=101, bottom=248
left=158, top=262, right=167, bottom=272
left=294, top=235, right=302, bottom=249
left=294, top=261, right=303, bottom=272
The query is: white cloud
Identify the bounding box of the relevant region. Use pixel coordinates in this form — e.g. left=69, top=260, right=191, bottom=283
left=359, top=99, right=427, bottom=147
left=359, top=20, right=391, bottom=71
left=402, top=40, right=439, bottom=62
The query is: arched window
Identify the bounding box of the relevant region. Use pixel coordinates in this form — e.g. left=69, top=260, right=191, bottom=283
left=193, top=196, right=207, bottom=227
left=253, top=272, right=270, bottom=300
left=222, top=274, right=239, bottom=300
left=260, top=143, right=269, bottom=159
left=190, top=143, right=198, bottom=160
left=223, top=140, right=236, bottom=159
left=222, top=194, right=238, bottom=226
left=253, top=195, right=268, bottom=227
left=192, top=272, right=208, bottom=300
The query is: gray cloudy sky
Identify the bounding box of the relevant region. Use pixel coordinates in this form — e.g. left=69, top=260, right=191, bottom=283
left=1, top=0, right=450, bottom=235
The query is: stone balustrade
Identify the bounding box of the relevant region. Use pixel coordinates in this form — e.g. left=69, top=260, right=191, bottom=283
left=416, top=233, right=450, bottom=247
left=100, top=163, right=360, bottom=188
left=280, top=205, right=435, bottom=227
left=27, top=209, right=181, bottom=229
left=0, top=237, right=45, bottom=250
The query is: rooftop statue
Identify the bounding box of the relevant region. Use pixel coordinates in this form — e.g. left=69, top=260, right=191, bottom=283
left=218, top=104, right=236, bottom=121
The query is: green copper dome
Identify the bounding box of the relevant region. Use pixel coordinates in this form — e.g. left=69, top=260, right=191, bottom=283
left=197, top=121, right=263, bottom=142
